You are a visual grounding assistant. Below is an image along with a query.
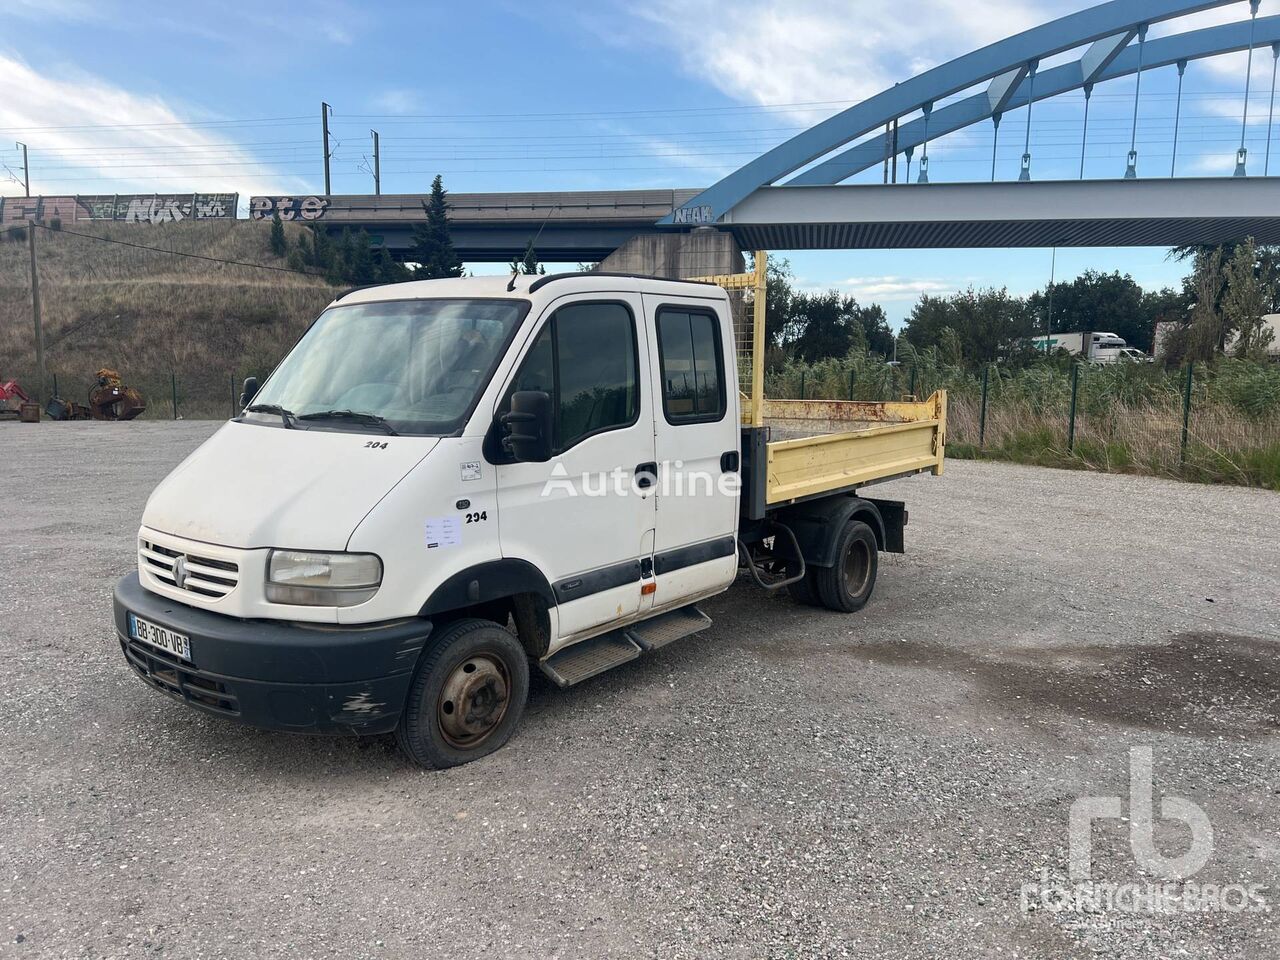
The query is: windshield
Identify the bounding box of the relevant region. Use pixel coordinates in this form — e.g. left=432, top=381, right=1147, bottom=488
left=247, top=298, right=527, bottom=436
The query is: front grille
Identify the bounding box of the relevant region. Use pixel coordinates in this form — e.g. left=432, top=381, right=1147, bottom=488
left=139, top=539, right=239, bottom=599
left=121, top=636, right=240, bottom=716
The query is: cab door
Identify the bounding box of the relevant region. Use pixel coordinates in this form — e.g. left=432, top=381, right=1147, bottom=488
left=494, top=295, right=657, bottom=643
left=642, top=296, right=740, bottom=607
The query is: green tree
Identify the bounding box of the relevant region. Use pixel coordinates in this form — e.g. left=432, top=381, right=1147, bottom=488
left=783, top=290, right=890, bottom=363
left=509, top=239, right=545, bottom=275
left=1223, top=237, right=1276, bottom=360
left=1027, top=271, right=1153, bottom=351
left=903, top=287, right=1034, bottom=364
left=375, top=246, right=411, bottom=284
left=412, top=175, right=463, bottom=279
left=349, top=229, right=378, bottom=285
left=269, top=211, right=287, bottom=258
left=294, top=229, right=313, bottom=267
left=1186, top=247, right=1227, bottom=362
left=762, top=256, right=795, bottom=350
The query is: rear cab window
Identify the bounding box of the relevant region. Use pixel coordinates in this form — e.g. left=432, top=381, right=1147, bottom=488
left=655, top=306, right=726, bottom=425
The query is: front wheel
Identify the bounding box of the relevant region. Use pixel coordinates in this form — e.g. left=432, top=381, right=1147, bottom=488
left=396, top=618, right=529, bottom=769
left=813, top=520, right=879, bottom=613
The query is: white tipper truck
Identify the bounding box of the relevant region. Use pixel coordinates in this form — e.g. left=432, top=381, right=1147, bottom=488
left=113, top=265, right=946, bottom=768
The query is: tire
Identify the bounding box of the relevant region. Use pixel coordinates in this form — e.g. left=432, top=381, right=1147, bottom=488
left=396, top=618, right=529, bottom=769
left=786, top=563, right=823, bottom=606
left=813, top=520, right=879, bottom=613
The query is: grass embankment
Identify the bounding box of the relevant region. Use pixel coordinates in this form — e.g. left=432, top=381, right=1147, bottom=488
left=766, top=352, right=1280, bottom=490
left=0, top=220, right=337, bottom=419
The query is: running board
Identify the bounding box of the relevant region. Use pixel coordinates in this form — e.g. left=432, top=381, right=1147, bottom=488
left=625, top=605, right=712, bottom=652
left=539, top=631, right=641, bottom=688
left=538, top=605, right=714, bottom=688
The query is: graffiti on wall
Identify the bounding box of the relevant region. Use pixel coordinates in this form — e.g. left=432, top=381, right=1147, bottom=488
left=0, top=193, right=238, bottom=227
left=249, top=196, right=331, bottom=222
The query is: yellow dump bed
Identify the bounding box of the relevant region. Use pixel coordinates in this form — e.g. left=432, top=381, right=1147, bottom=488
left=695, top=251, right=946, bottom=512
left=759, top=393, right=946, bottom=506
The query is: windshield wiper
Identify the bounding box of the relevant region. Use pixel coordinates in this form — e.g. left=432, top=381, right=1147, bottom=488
left=245, top=403, right=296, bottom=429
left=296, top=409, right=399, bottom=436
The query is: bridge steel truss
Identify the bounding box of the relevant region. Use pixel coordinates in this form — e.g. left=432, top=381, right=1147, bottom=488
left=661, top=0, right=1280, bottom=227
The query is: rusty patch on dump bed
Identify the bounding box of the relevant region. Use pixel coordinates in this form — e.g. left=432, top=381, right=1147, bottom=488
left=763, top=399, right=895, bottom=422
left=847, top=632, right=1280, bottom=740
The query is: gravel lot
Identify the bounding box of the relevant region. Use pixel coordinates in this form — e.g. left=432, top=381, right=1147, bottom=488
left=2, top=420, right=1278, bottom=959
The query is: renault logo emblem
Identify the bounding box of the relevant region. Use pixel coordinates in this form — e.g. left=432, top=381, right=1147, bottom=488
left=173, top=555, right=190, bottom=590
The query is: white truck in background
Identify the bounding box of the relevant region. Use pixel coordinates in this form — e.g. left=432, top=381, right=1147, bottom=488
left=1034, top=330, right=1151, bottom=363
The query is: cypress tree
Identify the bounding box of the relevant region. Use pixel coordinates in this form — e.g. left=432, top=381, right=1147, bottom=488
left=269, top=211, right=287, bottom=257
left=412, top=175, right=463, bottom=279
left=521, top=239, right=543, bottom=275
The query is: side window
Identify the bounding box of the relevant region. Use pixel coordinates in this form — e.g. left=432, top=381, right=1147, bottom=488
left=504, top=302, right=639, bottom=453
left=656, top=307, right=725, bottom=424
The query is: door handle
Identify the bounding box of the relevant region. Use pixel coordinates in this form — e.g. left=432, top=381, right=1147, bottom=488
left=634, top=462, right=658, bottom=490
left=720, top=450, right=740, bottom=473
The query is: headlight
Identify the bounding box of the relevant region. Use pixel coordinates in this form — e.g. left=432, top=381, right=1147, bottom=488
left=266, top=550, right=382, bottom=607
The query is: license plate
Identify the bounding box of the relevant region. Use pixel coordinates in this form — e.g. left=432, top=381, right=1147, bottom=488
left=128, top=612, right=191, bottom=662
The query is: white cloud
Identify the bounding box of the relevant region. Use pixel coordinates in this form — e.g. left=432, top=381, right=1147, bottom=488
left=835, top=275, right=955, bottom=302
left=1, top=0, right=99, bottom=21
left=0, top=54, right=310, bottom=201
left=630, top=0, right=1079, bottom=120
left=371, top=89, right=423, bottom=115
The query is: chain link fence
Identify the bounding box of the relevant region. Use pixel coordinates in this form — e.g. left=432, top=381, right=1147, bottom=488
left=762, top=352, right=1280, bottom=489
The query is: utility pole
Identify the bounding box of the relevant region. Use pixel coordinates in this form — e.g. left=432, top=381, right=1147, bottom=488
left=371, top=129, right=381, bottom=195
left=321, top=102, right=333, bottom=195
left=16, top=141, right=29, bottom=197
left=27, top=222, right=46, bottom=405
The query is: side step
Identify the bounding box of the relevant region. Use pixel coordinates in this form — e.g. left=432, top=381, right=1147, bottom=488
left=538, top=605, right=714, bottom=688
left=625, top=605, right=712, bottom=652
left=539, top=631, right=641, bottom=689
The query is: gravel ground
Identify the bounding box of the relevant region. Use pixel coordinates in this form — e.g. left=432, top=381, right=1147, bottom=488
left=2, top=420, right=1278, bottom=960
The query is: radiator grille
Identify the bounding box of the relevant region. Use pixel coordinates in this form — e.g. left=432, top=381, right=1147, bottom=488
left=139, top=539, right=239, bottom=599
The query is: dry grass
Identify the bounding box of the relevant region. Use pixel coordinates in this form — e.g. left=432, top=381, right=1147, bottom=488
left=1, top=220, right=338, bottom=418
left=948, top=394, right=1280, bottom=490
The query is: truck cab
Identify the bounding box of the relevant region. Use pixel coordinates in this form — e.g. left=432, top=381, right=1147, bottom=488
left=114, top=272, right=944, bottom=768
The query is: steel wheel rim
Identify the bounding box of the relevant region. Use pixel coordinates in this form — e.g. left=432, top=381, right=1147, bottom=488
left=843, top=538, right=871, bottom=599
left=437, top=653, right=511, bottom=749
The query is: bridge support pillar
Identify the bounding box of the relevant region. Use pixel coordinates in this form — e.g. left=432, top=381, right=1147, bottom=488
left=598, top=229, right=744, bottom=279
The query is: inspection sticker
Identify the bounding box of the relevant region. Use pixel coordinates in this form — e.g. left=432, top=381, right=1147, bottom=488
left=425, top=516, right=461, bottom=549
left=460, top=461, right=482, bottom=481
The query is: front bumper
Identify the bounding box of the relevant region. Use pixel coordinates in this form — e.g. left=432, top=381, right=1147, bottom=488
left=113, top=572, right=432, bottom=735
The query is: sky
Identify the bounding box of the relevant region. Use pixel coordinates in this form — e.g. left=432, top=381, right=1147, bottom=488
left=1, top=0, right=1276, bottom=326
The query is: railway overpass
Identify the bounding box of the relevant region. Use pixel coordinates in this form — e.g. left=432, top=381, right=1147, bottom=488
left=249, top=176, right=1280, bottom=263
left=247, top=190, right=701, bottom=263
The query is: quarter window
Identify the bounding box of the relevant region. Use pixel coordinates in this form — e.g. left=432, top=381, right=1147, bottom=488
left=656, top=308, right=725, bottom=423
left=505, top=302, right=639, bottom=452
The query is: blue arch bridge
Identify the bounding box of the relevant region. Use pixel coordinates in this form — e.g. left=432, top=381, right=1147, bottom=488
left=245, top=0, right=1280, bottom=275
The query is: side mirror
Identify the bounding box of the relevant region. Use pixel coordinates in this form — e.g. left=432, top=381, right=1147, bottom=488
left=240, top=376, right=259, bottom=409
left=500, top=390, right=553, bottom=462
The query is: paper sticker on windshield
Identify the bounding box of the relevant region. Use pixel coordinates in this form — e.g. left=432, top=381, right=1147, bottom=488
left=460, top=461, right=482, bottom=481
left=425, top=516, right=461, bottom=550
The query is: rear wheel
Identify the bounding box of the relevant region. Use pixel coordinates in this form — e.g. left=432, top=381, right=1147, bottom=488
left=786, top=563, right=823, bottom=606
left=813, top=520, right=878, bottom=613
left=396, top=618, right=529, bottom=769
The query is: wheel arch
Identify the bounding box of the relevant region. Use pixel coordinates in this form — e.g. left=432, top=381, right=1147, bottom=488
left=775, top=495, right=886, bottom=569
left=418, top=558, right=556, bottom=659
